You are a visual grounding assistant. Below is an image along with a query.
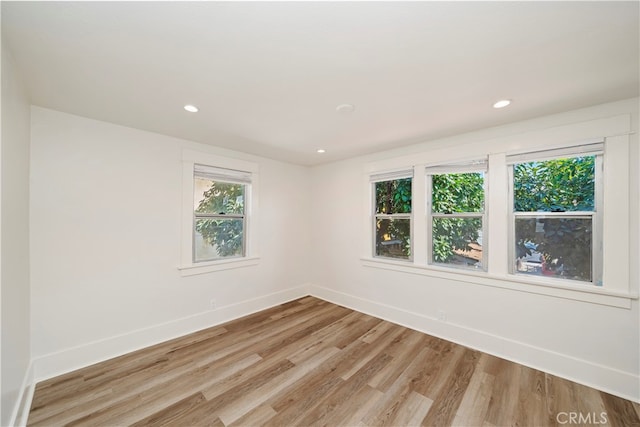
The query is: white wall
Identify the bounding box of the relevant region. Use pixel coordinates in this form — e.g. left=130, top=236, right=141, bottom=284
left=25, top=98, right=640, bottom=404
left=310, top=98, right=640, bottom=401
left=1, top=43, right=31, bottom=425
left=29, top=107, right=311, bottom=379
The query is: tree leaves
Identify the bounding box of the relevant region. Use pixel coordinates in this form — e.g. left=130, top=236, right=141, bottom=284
left=432, top=173, right=484, bottom=214
left=431, top=173, right=484, bottom=264
left=514, top=156, right=595, bottom=212
left=513, top=156, right=595, bottom=281
left=375, top=179, right=412, bottom=259
left=376, top=179, right=412, bottom=214
left=195, top=181, right=245, bottom=257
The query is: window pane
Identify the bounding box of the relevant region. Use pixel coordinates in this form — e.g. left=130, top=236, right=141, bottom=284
left=375, top=218, right=410, bottom=259
left=375, top=178, right=412, bottom=214
left=194, top=218, right=244, bottom=261
left=432, top=173, right=484, bottom=213
left=515, top=217, right=592, bottom=282
left=432, top=217, right=483, bottom=268
left=194, top=178, right=245, bottom=215
left=513, top=156, right=595, bottom=212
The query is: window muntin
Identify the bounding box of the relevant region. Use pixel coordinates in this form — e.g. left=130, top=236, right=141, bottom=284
left=428, top=166, right=486, bottom=270
left=511, top=154, right=601, bottom=284
left=373, top=176, right=412, bottom=260
left=193, top=165, right=249, bottom=263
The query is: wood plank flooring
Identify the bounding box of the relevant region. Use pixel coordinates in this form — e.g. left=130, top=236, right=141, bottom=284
left=28, top=297, right=640, bottom=426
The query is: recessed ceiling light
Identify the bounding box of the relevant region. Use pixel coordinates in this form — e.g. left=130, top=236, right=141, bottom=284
left=184, top=104, right=199, bottom=113
left=493, top=99, right=511, bottom=109
left=317, top=149, right=326, bottom=154
left=336, top=104, right=355, bottom=114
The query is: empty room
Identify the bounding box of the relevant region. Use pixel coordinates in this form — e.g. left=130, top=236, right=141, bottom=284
left=2, top=1, right=639, bottom=426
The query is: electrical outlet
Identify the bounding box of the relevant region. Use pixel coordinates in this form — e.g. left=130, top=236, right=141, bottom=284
left=210, top=299, right=217, bottom=310
left=437, top=310, right=447, bottom=322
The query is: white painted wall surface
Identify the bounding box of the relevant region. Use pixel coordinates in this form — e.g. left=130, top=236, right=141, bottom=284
left=29, top=107, right=310, bottom=379
left=26, top=99, right=640, bottom=403
left=310, top=99, right=640, bottom=401
left=1, top=43, right=31, bottom=425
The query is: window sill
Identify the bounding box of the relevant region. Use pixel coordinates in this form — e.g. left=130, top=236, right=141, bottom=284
left=179, top=257, right=260, bottom=276
left=361, top=257, right=637, bottom=309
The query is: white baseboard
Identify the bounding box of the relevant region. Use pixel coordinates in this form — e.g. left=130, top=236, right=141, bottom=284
left=32, top=284, right=310, bottom=384
left=8, top=361, right=35, bottom=427
left=22, top=281, right=640, bottom=417
left=309, top=284, right=640, bottom=403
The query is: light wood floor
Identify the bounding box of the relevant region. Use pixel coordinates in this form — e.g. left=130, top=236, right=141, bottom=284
left=28, top=297, right=640, bottom=426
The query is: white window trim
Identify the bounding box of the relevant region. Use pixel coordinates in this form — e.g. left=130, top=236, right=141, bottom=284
left=426, top=159, right=488, bottom=272
left=179, top=149, right=260, bottom=276
left=370, top=169, right=414, bottom=261
left=360, top=256, right=635, bottom=309
left=362, top=120, right=637, bottom=308
left=507, top=144, right=604, bottom=286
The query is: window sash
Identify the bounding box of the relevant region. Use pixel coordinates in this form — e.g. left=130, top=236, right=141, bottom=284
left=508, top=153, right=603, bottom=285
left=193, top=215, right=247, bottom=262
left=373, top=216, right=413, bottom=261
left=426, top=169, right=487, bottom=271
left=427, top=163, right=486, bottom=215
left=372, top=175, right=413, bottom=260
left=192, top=167, right=249, bottom=263
left=430, top=216, right=485, bottom=269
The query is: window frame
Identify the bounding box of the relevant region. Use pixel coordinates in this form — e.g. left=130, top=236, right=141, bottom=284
left=507, top=145, right=604, bottom=286
left=426, top=160, right=488, bottom=271
left=370, top=170, right=414, bottom=261
left=180, top=150, right=259, bottom=276
left=192, top=164, right=249, bottom=263
left=361, top=112, right=635, bottom=308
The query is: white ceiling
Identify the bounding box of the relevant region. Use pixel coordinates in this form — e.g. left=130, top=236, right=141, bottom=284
left=2, top=1, right=638, bottom=166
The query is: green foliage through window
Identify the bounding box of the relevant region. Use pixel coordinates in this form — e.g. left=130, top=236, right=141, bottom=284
left=432, top=173, right=484, bottom=214
left=513, top=156, right=596, bottom=282
left=194, top=179, right=246, bottom=260
left=513, top=156, right=595, bottom=212
left=430, top=172, right=484, bottom=267
left=374, top=178, right=411, bottom=259
left=375, top=178, right=412, bottom=214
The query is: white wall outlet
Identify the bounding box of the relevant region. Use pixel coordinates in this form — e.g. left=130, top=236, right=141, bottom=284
left=437, top=310, right=447, bottom=322
left=210, top=299, right=217, bottom=310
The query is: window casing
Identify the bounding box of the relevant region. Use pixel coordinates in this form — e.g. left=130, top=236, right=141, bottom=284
left=507, top=143, right=603, bottom=285
left=180, top=150, right=259, bottom=276
left=193, top=164, right=250, bottom=263
left=362, top=113, right=633, bottom=308
left=426, top=161, right=487, bottom=271
left=371, top=170, right=413, bottom=261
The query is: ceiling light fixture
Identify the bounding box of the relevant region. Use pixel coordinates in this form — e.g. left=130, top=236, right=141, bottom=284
left=317, top=149, right=326, bottom=154
left=493, top=99, right=511, bottom=109
left=336, top=104, right=355, bottom=114
left=184, top=104, right=199, bottom=113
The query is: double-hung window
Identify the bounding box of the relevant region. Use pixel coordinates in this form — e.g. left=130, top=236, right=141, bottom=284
left=193, top=164, right=251, bottom=263
left=180, top=150, right=259, bottom=276
left=508, top=143, right=603, bottom=284
left=426, top=160, right=487, bottom=270
left=371, top=170, right=413, bottom=260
